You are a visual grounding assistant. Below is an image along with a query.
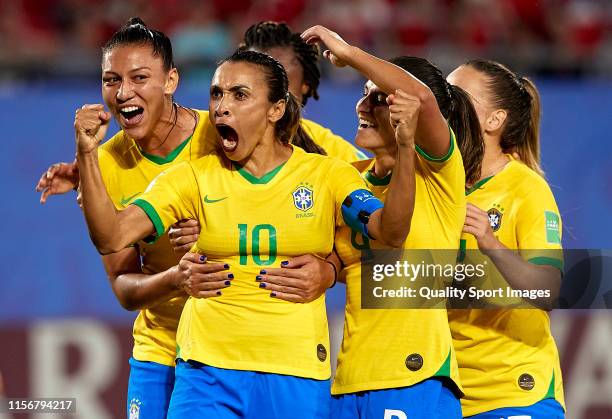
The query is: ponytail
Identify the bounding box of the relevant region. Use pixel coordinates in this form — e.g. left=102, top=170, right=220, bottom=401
left=515, top=77, right=543, bottom=175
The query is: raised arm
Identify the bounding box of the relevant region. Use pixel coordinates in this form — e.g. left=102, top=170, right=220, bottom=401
left=75, top=104, right=154, bottom=254
left=302, top=25, right=449, bottom=158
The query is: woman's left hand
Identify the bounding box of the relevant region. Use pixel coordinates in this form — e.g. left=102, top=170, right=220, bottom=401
left=388, top=89, right=420, bottom=148
left=301, top=25, right=352, bottom=67
left=256, top=254, right=335, bottom=303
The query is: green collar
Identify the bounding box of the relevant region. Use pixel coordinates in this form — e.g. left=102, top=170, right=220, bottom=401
left=465, top=175, right=493, bottom=196
left=140, top=134, right=192, bottom=165
left=233, top=161, right=287, bottom=184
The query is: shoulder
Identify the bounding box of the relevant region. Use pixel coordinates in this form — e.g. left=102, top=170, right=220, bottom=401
left=507, top=160, right=554, bottom=197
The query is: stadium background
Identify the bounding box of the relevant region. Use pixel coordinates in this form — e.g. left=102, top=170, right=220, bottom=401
left=0, top=0, right=611, bottom=417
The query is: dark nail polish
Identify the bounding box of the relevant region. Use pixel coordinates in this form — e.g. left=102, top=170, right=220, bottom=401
left=228, top=273, right=234, bottom=279
left=255, top=275, right=262, bottom=281
left=216, top=291, right=222, bottom=296
left=281, top=260, right=288, bottom=266
left=260, top=269, right=267, bottom=274
left=224, top=280, right=231, bottom=286
left=270, top=292, right=277, bottom=297
left=259, top=283, right=266, bottom=288
left=199, top=255, right=206, bottom=262
left=224, top=264, right=230, bottom=269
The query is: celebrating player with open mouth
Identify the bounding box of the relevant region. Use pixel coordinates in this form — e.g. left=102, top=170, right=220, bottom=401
left=74, top=48, right=417, bottom=418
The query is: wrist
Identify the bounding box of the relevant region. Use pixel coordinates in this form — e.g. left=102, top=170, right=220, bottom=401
left=324, top=259, right=339, bottom=289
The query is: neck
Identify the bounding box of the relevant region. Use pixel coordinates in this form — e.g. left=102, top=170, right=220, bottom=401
left=137, top=103, right=196, bottom=156
left=238, top=128, right=292, bottom=178
left=371, top=143, right=397, bottom=178
left=478, top=135, right=509, bottom=181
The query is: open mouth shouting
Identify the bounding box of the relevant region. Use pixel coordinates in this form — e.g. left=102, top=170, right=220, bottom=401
left=358, top=117, right=376, bottom=130
left=118, top=105, right=144, bottom=127
left=216, top=123, right=239, bottom=153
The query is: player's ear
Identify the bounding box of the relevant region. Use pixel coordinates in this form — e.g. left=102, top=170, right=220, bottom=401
left=267, top=99, right=286, bottom=124
left=484, top=109, right=506, bottom=134
left=164, top=67, right=179, bottom=96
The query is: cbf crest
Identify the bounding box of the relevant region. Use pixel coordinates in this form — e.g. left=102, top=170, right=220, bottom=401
left=293, top=183, right=314, bottom=212
left=487, top=203, right=504, bottom=232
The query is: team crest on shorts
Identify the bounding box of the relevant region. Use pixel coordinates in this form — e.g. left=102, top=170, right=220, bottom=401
left=293, top=183, right=314, bottom=212
left=129, top=398, right=141, bottom=419
left=487, top=203, right=504, bottom=232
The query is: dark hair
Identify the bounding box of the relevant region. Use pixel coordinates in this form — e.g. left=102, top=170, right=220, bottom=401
left=221, top=49, right=325, bottom=154
left=466, top=59, right=543, bottom=175
left=390, top=56, right=484, bottom=185
left=240, top=21, right=321, bottom=106
left=102, top=17, right=174, bottom=72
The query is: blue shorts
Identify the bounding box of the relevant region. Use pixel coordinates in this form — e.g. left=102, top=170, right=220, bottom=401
left=465, top=398, right=565, bottom=419
left=127, top=357, right=175, bottom=419
left=168, top=360, right=330, bottom=419
left=331, top=378, right=461, bottom=419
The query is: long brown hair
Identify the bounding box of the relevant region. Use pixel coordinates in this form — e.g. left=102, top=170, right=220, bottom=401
left=466, top=59, right=543, bottom=176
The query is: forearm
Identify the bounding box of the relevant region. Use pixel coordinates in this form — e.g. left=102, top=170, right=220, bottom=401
left=485, top=246, right=561, bottom=310
left=369, top=145, right=415, bottom=247
left=112, top=267, right=185, bottom=311
left=77, top=150, right=148, bottom=253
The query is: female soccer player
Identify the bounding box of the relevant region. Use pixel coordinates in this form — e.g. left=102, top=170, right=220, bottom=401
left=240, top=21, right=366, bottom=160
left=74, top=49, right=417, bottom=418
left=447, top=60, right=565, bottom=418
left=299, top=26, right=482, bottom=419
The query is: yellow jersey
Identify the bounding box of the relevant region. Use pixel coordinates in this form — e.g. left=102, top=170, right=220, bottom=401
left=301, top=118, right=367, bottom=162
left=332, top=130, right=466, bottom=394
left=448, top=156, right=565, bottom=416
left=134, top=146, right=367, bottom=379
left=98, top=109, right=217, bottom=366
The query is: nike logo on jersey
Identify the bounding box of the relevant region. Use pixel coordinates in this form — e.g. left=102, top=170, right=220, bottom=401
left=120, top=192, right=141, bottom=206
left=204, top=195, right=228, bottom=204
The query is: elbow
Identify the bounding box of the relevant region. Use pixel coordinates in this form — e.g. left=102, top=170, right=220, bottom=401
left=383, top=226, right=410, bottom=248
left=111, top=283, right=142, bottom=312
left=91, top=236, right=127, bottom=255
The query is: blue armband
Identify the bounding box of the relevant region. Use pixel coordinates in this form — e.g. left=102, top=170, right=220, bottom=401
left=341, top=189, right=384, bottom=238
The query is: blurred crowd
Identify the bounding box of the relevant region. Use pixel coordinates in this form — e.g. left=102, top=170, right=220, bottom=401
left=2, top=0, right=612, bottom=82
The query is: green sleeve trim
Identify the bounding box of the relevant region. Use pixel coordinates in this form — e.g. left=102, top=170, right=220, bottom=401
left=364, top=168, right=391, bottom=186
left=132, top=199, right=165, bottom=244
left=415, top=125, right=455, bottom=162
left=465, top=176, right=494, bottom=196
left=528, top=256, right=564, bottom=271
left=233, top=161, right=287, bottom=184
left=140, top=134, right=192, bottom=165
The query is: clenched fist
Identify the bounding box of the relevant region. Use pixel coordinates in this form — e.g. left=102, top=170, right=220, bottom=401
left=387, top=89, right=420, bottom=148
left=74, top=104, right=111, bottom=154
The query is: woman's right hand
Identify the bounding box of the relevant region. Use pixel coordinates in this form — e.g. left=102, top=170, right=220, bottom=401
left=176, top=253, right=232, bottom=298
left=301, top=25, right=353, bottom=67
left=169, top=219, right=201, bottom=256
left=74, top=104, right=111, bottom=154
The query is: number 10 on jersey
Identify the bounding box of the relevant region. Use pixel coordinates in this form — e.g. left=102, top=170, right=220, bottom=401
left=238, top=224, right=277, bottom=266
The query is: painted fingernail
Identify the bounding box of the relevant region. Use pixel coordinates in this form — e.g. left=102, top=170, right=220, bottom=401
left=270, top=292, right=277, bottom=297
left=255, top=275, right=263, bottom=281
left=199, top=255, right=207, bottom=262
left=281, top=261, right=288, bottom=266
left=259, top=283, right=266, bottom=288
left=224, top=280, right=231, bottom=286
left=216, top=291, right=222, bottom=296
left=224, top=264, right=230, bottom=269
left=228, top=273, right=234, bottom=279
left=260, top=269, right=267, bottom=274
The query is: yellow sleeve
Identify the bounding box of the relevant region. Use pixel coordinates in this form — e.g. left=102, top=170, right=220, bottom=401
left=300, top=118, right=367, bottom=162
left=516, top=180, right=563, bottom=270
left=132, top=162, right=199, bottom=240
left=326, top=159, right=370, bottom=223
left=416, top=126, right=465, bottom=206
